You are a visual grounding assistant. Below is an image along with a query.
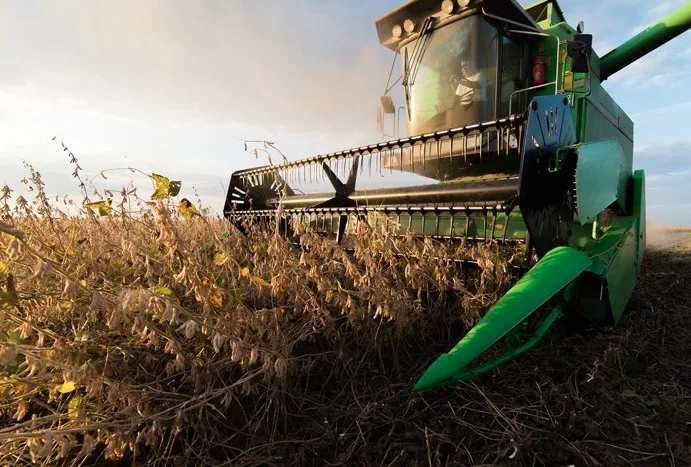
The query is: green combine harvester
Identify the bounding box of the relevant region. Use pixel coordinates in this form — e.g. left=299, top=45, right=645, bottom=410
left=225, top=0, right=691, bottom=391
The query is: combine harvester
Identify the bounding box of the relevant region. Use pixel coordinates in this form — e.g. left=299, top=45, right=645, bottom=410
left=224, top=0, right=691, bottom=391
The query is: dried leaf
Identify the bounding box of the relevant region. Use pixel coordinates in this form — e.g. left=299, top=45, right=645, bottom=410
left=0, top=260, right=7, bottom=273
left=14, top=401, right=28, bottom=420
left=240, top=267, right=250, bottom=278
left=209, top=290, right=224, bottom=308
left=3, top=274, right=20, bottom=308
left=212, top=333, right=225, bottom=353
left=56, top=381, right=77, bottom=394
left=178, top=198, right=198, bottom=219
left=0, top=344, right=18, bottom=365
left=250, top=275, right=271, bottom=288
left=84, top=200, right=112, bottom=216
left=181, top=320, right=197, bottom=339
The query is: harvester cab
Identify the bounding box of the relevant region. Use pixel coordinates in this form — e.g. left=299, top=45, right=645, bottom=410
left=224, top=0, right=691, bottom=391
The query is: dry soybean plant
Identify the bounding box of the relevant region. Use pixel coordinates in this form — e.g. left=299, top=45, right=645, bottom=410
left=0, top=154, right=524, bottom=465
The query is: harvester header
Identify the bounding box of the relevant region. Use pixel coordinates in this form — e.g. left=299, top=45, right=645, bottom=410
left=224, top=0, right=691, bottom=391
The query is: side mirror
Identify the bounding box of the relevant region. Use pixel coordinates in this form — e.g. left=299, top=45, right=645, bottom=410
left=380, top=95, right=396, bottom=114
left=378, top=95, right=399, bottom=138
left=567, top=34, right=593, bottom=74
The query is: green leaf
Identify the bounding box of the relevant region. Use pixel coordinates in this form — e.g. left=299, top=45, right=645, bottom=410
left=5, top=331, right=25, bottom=345
left=150, top=174, right=182, bottom=200
left=68, top=395, right=82, bottom=419
left=311, top=421, right=326, bottom=436
left=168, top=181, right=182, bottom=197
left=84, top=200, right=112, bottom=216
left=642, top=397, right=661, bottom=407
left=213, top=252, right=229, bottom=266
left=179, top=198, right=198, bottom=219
left=151, top=188, right=168, bottom=200
left=221, top=230, right=232, bottom=239
left=149, top=286, right=176, bottom=301
left=620, top=389, right=638, bottom=398
left=56, top=381, right=77, bottom=394
left=0, top=291, right=12, bottom=309
left=4, top=353, right=25, bottom=375
left=57, top=301, right=73, bottom=311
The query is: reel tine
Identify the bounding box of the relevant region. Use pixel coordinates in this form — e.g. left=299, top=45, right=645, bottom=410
left=465, top=209, right=471, bottom=239
left=478, top=133, right=482, bottom=161
left=412, top=144, right=416, bottom=172
left=450, top=136, right=454, bottom=165
left=491, top=208, right=498, bottom=241
left=422, top=142, right=426, bottom=171
left=483, top=209, right=488, bottom=242
left=463, top=134, right=467, bottom=163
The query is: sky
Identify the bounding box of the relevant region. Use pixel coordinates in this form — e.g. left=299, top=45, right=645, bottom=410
left=0, top=0, right=690, bottom=224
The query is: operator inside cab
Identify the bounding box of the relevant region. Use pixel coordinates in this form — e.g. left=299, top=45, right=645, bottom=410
left=432, top=25, right=488, bottom=116
left=403, top=14, right=524, bottom=135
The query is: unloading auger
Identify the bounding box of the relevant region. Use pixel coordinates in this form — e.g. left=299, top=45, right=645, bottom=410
left=224, top=0, right=691, bottom=391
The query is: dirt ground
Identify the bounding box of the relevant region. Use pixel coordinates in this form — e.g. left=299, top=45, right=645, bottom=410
left=647, top=226, right=691, bottom=251
left=283, top=227, right=691, bottom=467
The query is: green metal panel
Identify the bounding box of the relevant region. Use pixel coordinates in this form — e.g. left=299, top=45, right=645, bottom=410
left=604, top=219, right=638, bottom=323
left=570, top=215, right=639, bottom=324
left=632, top=170, right=646, bottom=274
left=364, top=210, right=528, bottom=240
left=600, top=3, right=691, bottom=80
left=581, top=81, right=634, bottom=156
left=577, top=82, right=634, bottom=218
left=573, top=140, right=627, bottom=224
left=413, top=246, right=592, bottom=391
left=525, top=0, right=566, bottom=27
left=581, top=217, right=634, bottom=275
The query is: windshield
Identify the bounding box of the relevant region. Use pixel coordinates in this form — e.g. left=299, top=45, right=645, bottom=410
left=403, top=15, right=499, bottom=135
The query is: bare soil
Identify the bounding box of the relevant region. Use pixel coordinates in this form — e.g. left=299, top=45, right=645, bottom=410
left=647, top=226, right=691, bottom=251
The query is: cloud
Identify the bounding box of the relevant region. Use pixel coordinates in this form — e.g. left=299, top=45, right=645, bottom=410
left=607, top=48, right=689, bottom=89
left=0, top=0, right=396, bottom=141
left=645, top=0, right=683, bottom=19
left=631, top=100, right=691, bottom=119
left=1, top=0, right=690, bottom=225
